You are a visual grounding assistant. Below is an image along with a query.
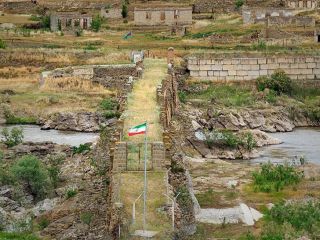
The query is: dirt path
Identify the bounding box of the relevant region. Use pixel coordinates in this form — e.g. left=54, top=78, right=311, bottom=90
left=123, top=58, right=167, bottom=143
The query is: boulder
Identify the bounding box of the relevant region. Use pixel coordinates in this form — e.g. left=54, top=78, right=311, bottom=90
left=41, top=112, right=114, bottom=132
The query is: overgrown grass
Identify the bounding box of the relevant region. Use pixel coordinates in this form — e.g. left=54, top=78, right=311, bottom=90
left=205, top=130, right=256, bottom=150
left=185, top=84, right=256, bottom=107
left=0, top=232, right=39, bottom=240
left=73, top=143, right=91, bottom=154
left=252, top=163, right=303, bottom=193
left=242, top=201, right=320, bottom=240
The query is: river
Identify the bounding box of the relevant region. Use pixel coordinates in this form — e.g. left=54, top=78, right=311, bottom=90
left=253, top=128, right=320, bottom=165
left=0, top=125, right=99, bottom=146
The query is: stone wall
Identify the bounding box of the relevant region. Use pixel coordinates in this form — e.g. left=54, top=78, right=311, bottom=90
left=157, top=71, right=179, bottom=129
left=1, top=0, right=38, bottom=14
left=187, top=56, right=320, bottom=81
left=100, top=8, right=122, bottom=19
left=41, top=64, right=139, bottom=90
left=267, top=16, right=315, bottom=27
left=151, top=142, right=165, bottom=170
left=242, top=6, right=295, bottom=24
left=193, top=0, right=234, bottom=13
left=286, top=0, right=318, bottom=9
left=134, top=7, right=192, bottom=26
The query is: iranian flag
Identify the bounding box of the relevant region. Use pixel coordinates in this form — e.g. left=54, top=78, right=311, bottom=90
left=128, top=122, right=147, bottom=136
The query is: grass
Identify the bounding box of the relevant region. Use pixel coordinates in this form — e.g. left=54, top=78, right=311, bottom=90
left=0, top=232, right=39, bottom=240
left=119, top=172, right=171, bottom=239
left=123, top=58, right=167, bottom=143
left=185, top=84, right=256, bottom=107
left=195, top=188, right=239, bottom=208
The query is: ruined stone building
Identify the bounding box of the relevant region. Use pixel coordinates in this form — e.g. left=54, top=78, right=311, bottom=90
left=242, top=6, right=295, bottom=24
left=286, top=0, right=318, bottom=9
left=134, top=7, right=192, bottom=36
left=100, top=7, right=122, bottom=19
left=50, top=12, right=92, bottom=32
left=134, top=7, right=192, bottom=26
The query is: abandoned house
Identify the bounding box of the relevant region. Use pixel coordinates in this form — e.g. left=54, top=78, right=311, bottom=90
left=286, top=0, right=318, bottom=9
left=100, top=7, right=122, bottom=19
left=50, top=12, right=92, bottom=32
left=134, top=7, right=192, bottom=26
left=242, top=6, right=295, bottom=24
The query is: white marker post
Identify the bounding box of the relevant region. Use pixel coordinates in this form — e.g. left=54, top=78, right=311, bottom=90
left=143, top=122, right=148, bottom=232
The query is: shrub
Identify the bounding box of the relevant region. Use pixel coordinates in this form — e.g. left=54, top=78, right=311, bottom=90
left=66, top=188, right=77, bottom=199
left=47, top=154, right=65, bottom=188
left=73, top=143, right=91, bottom=154
left=38, top=217, right=50, bottom=230
left=252, top=40, right=267, bottom=51
left=252, top=162, right=303, bottom=192
left=256, top=70, right=293, bottom=95
left=100, top=98, right=118, bottom=111
left=80, top=212, right=93, bottom=225
left=121, top=4, right=128, bottom=18
left=235, top=0, right=244, bottom=9
left=242, top=132, right=256, bottom=151
left=1, top=127, right=24, bottom=147
left=0, top=39, right=6, bottom=49
left=178, top=91, right=187, bottom=103
left=171, top=160, right=185, bottom=173
left=104, top=110, right=121, bottom=119
left=41, top=15, right=50, bottom=29
left=205, top=130, right=241, bottom=149
left=266, top=201, right=320, bottom=235
left=75, top=29, right=83, bottom=37
left=91, top=15, right=102, bottom=32
left=12, top=155, right=50, bottom=199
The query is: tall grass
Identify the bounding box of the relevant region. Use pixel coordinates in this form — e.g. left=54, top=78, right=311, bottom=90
left=185, top=84, right=256, bottom=107
left=41, top=77, right=111, bottom=94
left=252, top=163, right=303, bottom=192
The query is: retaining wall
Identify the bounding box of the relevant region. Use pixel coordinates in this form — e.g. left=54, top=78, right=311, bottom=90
left=187, top=56, right=320, bottom=81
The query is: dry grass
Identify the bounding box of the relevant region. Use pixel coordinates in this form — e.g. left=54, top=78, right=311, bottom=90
left=0, top=14, right=35, bottom=24
left=119, top=172, right=171, bottom=239
left=123, top=58, right=167, bottom=143
left=41, top=77, right=112, bottom=94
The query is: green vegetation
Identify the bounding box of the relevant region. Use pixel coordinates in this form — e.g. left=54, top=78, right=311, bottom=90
left=178, top=91, right=187, bottom=103
left=91, top=15, right=102, bottom=32
left=205, top=130, right=256, bottom=150
left=12, top=155, right=50, bottom=199
left=80, top=212, right=93, bottom=225
left=1, top=127, right=24, bottom=147
left=256, top=70, right=293, bottom=95
left=121, top=4, right=128, bottom=18
left=66, top=188, right=78, bottom=199
left=100, top=98, right=118, bottom=111
left=47, top=154, right=65, bottom=188
left=251, top=40, right=267, bottom=51
left=38, top=217, right=50, bottom=230
left=252, top=163, right=303, bottom=193
left=4, top=108, right=37, bottom=124
left=0, top=232, right=39, bottom=240
left=73, top=143, right=91, bottom=154
left=0, top=39, right=6, bottom=49
left=235, top=0, right=244, bottom=10
left=242, top=201, right=320, bottom=240
left=185, top=84, right=256, bottom=107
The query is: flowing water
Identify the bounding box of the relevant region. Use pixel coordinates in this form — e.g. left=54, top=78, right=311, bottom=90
left=0, top=125, right=99, bottom=146
left=253, top=128, right=320, bottom=164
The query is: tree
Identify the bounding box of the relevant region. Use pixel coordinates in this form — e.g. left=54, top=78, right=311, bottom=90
left=121, top=4, right=128, bottom=18
left=12, top=155, right=50, bottom=199
left=1, top=127, right=24, bottom=147
left=235, top=0, right=244, bottom=10
left=91, top=15, right=102, bottom=32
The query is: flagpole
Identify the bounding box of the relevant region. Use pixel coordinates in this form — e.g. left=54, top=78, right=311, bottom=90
left=143, top=122, right=148, bottom=232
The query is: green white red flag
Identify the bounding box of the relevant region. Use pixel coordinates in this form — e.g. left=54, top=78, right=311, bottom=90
left=128, top=122, right=147, bottom=136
